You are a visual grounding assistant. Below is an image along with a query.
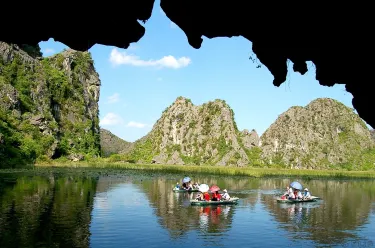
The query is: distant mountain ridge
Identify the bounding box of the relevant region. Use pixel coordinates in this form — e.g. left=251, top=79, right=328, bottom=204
left=100, top=129, right=132, bottom=157
left=101, top=97, right=375, bottom=170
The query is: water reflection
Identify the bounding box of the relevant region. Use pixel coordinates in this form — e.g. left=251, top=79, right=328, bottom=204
left=136, top=177, right=235, bottom=239
left=261, top=179, right=375, bottom=246
left=0, top=173, right=97, bottom=248
left=138, top=176, right=375, bottom=247
left=0, top=171, right=374, bottom=248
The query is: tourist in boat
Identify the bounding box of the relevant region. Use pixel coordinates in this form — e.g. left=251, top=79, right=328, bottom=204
left=296, top=190, right=303, bottom=200
left=182, top=182, right=187, bottom=189
left=203, top=191, right=210, bottom=201
left=175, top=182, right=180, bottom=190
left=288, top=186, right=293, bottom=196
left=288, top=190, right=296, bottom=200
left=186, top=182, right=193, bottom=191
left=193, top=182, right=199, bottom=189
left=303, top=188, right=311, bottom=199
left=196, top=191, right=211, bottom=201
left=283, top=186, right=294, bottom=197
left=221, top=189, right=230, bottom=200
left=211, top=191, right=221, bottom=201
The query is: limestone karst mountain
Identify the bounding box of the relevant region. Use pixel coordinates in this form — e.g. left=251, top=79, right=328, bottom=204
left=122, top=97, right=260, bottom=166
left=260, top=98, right=375, bottom=169
left=0, top=42, right=101, bottom=167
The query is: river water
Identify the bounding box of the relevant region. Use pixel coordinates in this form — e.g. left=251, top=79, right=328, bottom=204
left=0, top=170, right=374, bottom=248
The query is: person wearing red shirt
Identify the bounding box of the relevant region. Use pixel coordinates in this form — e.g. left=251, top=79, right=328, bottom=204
left=203, top=192, right=210, bottom=201
left=212, top=191, right=221, bottom=201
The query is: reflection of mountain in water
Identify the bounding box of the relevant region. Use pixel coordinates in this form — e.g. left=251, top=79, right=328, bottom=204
left=0, top=174, right=97, bottom=248
left=260, top=180, right=375, bottom=246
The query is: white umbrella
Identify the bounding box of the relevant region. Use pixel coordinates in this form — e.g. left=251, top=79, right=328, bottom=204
left=198, top=184, right=209, bottom=193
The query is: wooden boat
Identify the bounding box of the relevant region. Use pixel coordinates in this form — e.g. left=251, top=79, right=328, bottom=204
left=276, top=197, right=317, bottom=203
left=172, top=188, right=200, bottom=193
left=190, top=197, right=240, bottom=206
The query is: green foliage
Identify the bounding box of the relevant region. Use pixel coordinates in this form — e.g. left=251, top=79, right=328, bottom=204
left=125, top=138, right=155, bottom=163
left=188, top=120, right=197, bottom=129
left=42, top=60, right=73, bottom=104
left=217, top=136, right=231, bottom=160
left=245, top=147, right=263, bottom=167
left=0, top=48, right=100, bottom=168
left=180, top=153, right=202, bottom=165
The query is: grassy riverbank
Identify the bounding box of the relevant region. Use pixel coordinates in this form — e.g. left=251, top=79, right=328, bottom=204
left=33, top=161, right=375, bottom=179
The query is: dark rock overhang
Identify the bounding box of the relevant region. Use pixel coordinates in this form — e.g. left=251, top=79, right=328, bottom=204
left=1, top=1, right=373, bottom=128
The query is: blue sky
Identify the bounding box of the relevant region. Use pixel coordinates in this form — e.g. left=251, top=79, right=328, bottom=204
left=38, top=2, right=357, bottom=142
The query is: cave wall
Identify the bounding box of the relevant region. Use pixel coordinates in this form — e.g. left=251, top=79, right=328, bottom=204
left=1, top=1, right=373, bottom=128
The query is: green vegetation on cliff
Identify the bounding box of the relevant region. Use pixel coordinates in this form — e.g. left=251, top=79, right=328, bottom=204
left=102, top=97, right=375, bottom=171
left=111, top=97, right=261, bottom=166
left=100, top=128, right=132, bottom=157
left=0, top=42, right=101, bottom=168
left=260, top=98, right=375, bottom=170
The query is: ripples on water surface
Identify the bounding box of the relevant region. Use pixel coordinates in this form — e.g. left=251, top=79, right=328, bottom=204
left=0, top=170, right=375, bottom=248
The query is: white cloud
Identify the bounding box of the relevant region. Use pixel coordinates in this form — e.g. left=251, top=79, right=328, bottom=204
left=100, top=113, right=124, bottom=126
left=157, top=77, right=163, bottom=81
left=107, top=93, right=120, bottom=104
left=126, top=121, right=148, bottom=128
left=170, top=22, right=178, bottom=29
left=43, top=48, right=55, bottom=54
left=109, top=48, right=191, bottom=69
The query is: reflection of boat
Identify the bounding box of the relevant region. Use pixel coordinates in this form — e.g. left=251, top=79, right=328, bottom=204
left=276, top=198, right=317, bottom=203
left=190, top=197, right=240, bottom=206
left=173, top=188, right=200, bottom=193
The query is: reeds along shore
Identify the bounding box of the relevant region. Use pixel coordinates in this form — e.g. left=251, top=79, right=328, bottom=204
left=32, top=162, right=375, bottom=179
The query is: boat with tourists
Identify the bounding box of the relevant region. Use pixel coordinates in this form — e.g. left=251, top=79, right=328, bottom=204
left=190, top=197, right=240, bottom=206
left=173, top=176, right=200, bottom=192
left=173, top=188, right=200, bottom=193
left=276, top=197, right=318, bottom=203
left=277, top=181, right=321, bottom=203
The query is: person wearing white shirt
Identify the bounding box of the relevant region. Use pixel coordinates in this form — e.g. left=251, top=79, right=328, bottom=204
left=221, top=189, right=230, bottom=200
left=303, top=188, right=311, bottom=199
left=288, top=190, right=295, bottom=200
left=296, top=190, right=303, bottom=199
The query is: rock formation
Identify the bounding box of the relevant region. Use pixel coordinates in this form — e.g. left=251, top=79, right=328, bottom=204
left=0, top=42, right=101, bottom=167
left=260, top=98, right=375, bottom=169
left=123, top=97, right=260, bottom=166
left=100, top=128, right=132, bottom=157
left=370, top=130, right=375, bottom=142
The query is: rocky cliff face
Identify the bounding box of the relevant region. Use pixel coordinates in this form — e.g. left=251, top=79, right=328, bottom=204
left=100, top=129, right=132, bottom=157
left=260, top=98, right=375, bottom=169
left=370, top=130, right=375, bottom=142
left=0, top=42, right=101, bottom=167
left=123, top=97, right=260, bottom=166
